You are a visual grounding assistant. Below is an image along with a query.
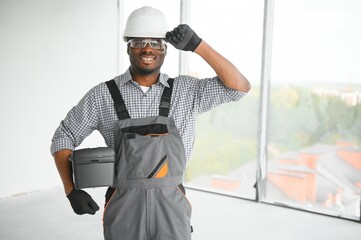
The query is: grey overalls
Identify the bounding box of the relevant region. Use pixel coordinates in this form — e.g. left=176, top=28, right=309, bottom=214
left=103, top=79, right=192, bottom=240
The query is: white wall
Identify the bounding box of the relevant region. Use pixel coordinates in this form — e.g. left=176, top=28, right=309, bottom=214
left=0, top=0, right=119, bottom=198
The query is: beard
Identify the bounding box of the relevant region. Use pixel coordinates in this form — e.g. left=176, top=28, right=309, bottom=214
left=136, top=66, right=159, bottom=75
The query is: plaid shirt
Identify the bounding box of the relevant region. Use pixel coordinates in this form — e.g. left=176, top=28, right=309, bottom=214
left=51, top=69, right=246, bottom=160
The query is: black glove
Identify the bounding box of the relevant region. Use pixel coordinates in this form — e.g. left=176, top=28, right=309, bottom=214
left=166, top=24, right=202, bottom=52
left=67, top=189, right=100, bottom=215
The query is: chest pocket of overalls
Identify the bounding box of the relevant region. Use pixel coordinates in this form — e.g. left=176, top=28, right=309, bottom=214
left=121, top=123, right=169, bottom=179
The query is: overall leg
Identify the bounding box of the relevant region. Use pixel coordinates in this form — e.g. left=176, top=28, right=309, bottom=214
left=150, top=186, right=192, bottom=240
left=103, top=188, right=148, bottom=240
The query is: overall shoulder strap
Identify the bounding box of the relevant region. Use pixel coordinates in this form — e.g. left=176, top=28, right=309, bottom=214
left=105, top=80, right=130, bottom=120
left=159, top=78, right=174, bottom=117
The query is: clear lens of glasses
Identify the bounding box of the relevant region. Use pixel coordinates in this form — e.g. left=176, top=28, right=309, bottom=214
left=128, top=39, right=166, bottom=50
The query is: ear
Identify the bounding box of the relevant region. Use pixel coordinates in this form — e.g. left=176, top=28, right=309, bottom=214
left=127, top=44, right=130, bottom=55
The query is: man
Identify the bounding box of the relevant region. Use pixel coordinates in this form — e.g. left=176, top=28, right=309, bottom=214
left=51, top=6, right=250, bottom=240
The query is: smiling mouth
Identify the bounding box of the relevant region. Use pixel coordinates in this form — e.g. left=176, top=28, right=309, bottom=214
left=140, top=55, right=155, bottom=62
left=141, top=57, right=154, bottom=61
left=140, top=56, right=155, bottom=65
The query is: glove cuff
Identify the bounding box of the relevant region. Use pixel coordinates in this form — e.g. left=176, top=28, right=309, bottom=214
left=184, top=34, right=202, bottom=52
left=66, top=188, right=76, bottom=199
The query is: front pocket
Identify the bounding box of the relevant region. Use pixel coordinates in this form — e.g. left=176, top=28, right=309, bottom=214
left=102, top=188, right=117, bottom=223
left=122, top=133, right=168, bottom=179
left=177, top=186, right=192, bottom=215
left=104, top=187, right=116, bottom=206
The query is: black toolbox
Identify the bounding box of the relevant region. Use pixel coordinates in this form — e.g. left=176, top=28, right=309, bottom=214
left=70, top=147, right=115, bottom=189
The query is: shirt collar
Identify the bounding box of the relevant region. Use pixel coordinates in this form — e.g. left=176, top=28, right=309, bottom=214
left=158, top=73, right=170, bottom=87
left=118, top=68, right=170, bottom=88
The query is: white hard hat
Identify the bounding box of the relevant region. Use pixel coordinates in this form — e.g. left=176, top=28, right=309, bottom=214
left=123, top=6, right=168, bottom=42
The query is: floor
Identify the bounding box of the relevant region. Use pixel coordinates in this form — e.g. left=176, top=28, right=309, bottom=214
left=0, top=186, right=360, bottom=240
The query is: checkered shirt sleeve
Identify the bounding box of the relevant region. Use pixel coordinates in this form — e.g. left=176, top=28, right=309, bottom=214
left=51, top=86, right=101, bottom=154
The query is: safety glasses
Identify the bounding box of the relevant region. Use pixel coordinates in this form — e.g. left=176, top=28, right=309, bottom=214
left=128, top=38, right=166, bottom=50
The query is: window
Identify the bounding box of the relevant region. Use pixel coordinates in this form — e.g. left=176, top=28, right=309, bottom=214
left=265, top=0, right=361, bottom=220
left=122, top=0, right=361, bottom=221
left=184, top=0, right=264, bottom=200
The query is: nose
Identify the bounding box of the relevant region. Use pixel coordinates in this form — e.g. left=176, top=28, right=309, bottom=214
left=142, top=42, right=153, bottom=50
left=141, top=43, right=154, bottom=54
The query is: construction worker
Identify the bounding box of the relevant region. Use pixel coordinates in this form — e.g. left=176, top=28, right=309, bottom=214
left=51, top=6, right=251, bottom=240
